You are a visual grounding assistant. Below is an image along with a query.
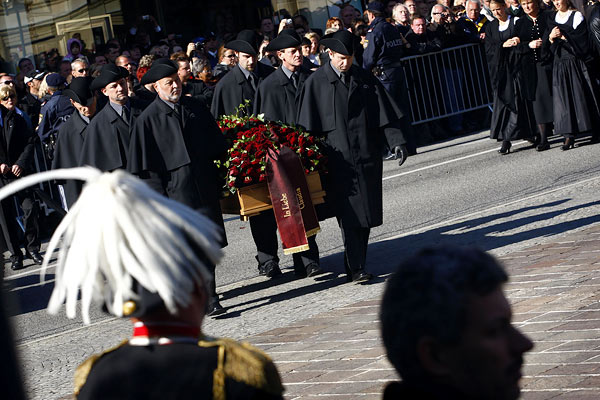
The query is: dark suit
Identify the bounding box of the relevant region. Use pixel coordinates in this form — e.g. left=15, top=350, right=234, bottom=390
left=182, top=79, right=213, bottom=108
left=297, top=63, right=405, bottom=275
left=211, top=63, right=275, bottom=118
left=211, top=62, right=276, bottom=271
left=79, top=98, right=143, bottom=171
left=253, top=65, right=319, bottom=273
left=0, top=107, right=39, bottom=258
left=52, top=111, right=88, bottom=208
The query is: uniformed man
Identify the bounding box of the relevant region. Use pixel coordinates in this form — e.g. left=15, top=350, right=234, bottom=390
left=79, top=64, right=143, bottom=172
left=363, top=1, right=415, bottom=160
left=210, top=30, right=281, bottom=279
left=0, top=167, right=285, bottom=399
left=128, top=59, right=228, bottom=316
left=211, top=30, right=275, bottom=118
left=252, top=30, right=323, bottom=279
left=297, top=30, right=408, bottom=283
left=36, top=73, right=74, bottom=160
left=52, top=77, right=96, bottom=209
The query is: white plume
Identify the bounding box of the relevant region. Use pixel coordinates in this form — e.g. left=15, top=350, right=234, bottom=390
left=0, top=167, right=223, bottom=324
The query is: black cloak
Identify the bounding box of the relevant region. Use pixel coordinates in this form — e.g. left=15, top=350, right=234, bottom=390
left=253, top=66, right=311, bottom=125
left=210, top=63, right=275, bottom=117
left=128, top=96, right=228, bottom=246
left=79, top=98, right=144, bottom=171
left=296, top=63, right=405, bottom=228
left=52, top=111, right=88, bottom=208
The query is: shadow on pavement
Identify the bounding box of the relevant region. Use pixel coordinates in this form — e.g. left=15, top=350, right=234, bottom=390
left=3, top=274, right=55, bottom=316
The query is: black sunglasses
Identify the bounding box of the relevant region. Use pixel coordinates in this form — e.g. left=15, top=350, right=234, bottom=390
left=1, top=80, right=15, bottom=85
left=77, top=69, right=87, bottom=73
left=1, top=94, right=16, bottom=101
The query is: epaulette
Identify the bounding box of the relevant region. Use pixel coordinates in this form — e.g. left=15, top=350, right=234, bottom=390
left=73, top=340, right=128, bottom=397
left=198, top=336, right=284, bottom=400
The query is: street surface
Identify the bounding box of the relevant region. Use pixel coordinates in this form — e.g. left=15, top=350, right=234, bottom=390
left=5, top=130, right=600, bottom=399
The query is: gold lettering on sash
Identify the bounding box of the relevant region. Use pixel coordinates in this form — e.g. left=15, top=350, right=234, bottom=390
left=281, top=193, right=291, bottom=217
left=296, top=188, right=305, bottom=210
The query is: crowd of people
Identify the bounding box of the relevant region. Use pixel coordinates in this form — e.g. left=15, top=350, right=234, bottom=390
left=0, top=0, right=597, bottom=284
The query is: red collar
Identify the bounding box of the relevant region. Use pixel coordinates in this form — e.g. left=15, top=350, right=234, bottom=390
left=132, top=321, right=201, bottom=339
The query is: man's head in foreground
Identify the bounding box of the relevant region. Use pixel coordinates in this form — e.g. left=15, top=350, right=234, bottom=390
left=381, top=246, right=533, bottom=399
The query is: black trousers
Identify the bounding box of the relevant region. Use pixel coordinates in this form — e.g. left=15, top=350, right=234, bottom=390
left=249, top=211, right=319, bottom=271
left=0, top=191, right=40, bottom=259
left=338, top=218, right=370, bottom=275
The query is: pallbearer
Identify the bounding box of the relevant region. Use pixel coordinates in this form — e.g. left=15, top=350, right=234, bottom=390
left=127, top=59, right=228, bottom=316
left=297, top=30, right=408, bottom=283
left=253, top=29, right=323, bottom=279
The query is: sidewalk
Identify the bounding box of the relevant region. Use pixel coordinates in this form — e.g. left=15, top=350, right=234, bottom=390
left=243, top=224, right=600, bottom=400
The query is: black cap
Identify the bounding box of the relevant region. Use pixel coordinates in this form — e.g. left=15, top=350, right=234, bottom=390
left=320, top=30, right=355, bottom=56
left=366, top=1, right=386, bottom=13
left=45, top=73, right=66, bottom=87
left=226, top=29, right=262, bottom=56
left=90, top=64, right=129, bottom=91
left=63, top=77, right=95, bottom=106
left=139, top=58, right=178, bottom=85
left=265, top=29, right=302, bottom=51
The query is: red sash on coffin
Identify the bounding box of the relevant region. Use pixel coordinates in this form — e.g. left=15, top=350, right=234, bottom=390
left=266, top=146, right=320, bottom=255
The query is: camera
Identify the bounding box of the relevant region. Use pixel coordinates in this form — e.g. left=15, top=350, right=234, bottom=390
left=195, top=42, right=204, bottom=51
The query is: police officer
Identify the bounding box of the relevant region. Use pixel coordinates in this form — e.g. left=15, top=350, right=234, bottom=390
left=36, top=73, right=74, bottom=160
left=363, top=1, right=415, bottom=160
left=253, top=30, right=323, bottom=279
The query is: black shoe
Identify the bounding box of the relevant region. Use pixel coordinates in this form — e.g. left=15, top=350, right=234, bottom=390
left=306, top=263, right=325, bottom=277
left=394, top=145, right=408, bottom=167
left=536, top=142, right=550, bottom=152
left=10, top=256, right=24, bottom=271
left=26, top=250, right=43, bottom=265
left=561, top=137, right=574, bottom=151
left=207, top=299, right=226, bottom=317
left=498, top=141, right=511, bottom=154
left=383, top=150, right=395, bottom=161
left=351, top=271, right=373, bottom=283
left=263, top=261, right=282, bottom=278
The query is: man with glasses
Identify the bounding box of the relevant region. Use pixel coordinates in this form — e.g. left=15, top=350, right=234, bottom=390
left=71, top=59, right=89, bottom=78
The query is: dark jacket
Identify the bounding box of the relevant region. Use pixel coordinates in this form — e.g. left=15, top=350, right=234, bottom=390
left=18, top=91, right=42, bottom=130
left=297, top=63, right=405, bottom=228
left=79, top=98, right=144, bottom=171
left=182, top=79, right=214, bottom=108
left=405, top=30, right=443, bottom=55
left=52, top=111, right=88, bottom=208
left=211, top=63, right=275, bottom=118
left=128, top=96, right=228, bottom=246
left=253, top=66, right=311, bottom=125
left=0, top=106, right=34, bottom=173
left=36, top=91, right=74, bottom=142
left=363, top=17, right=406, bottom=71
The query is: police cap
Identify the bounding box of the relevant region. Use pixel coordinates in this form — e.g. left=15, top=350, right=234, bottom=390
left=366, top=1, right=386, bottom=13
left=45, top=73, right=66, bottom=88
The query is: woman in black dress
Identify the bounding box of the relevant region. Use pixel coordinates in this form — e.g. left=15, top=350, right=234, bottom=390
left=518, top=0, right=555, bottom=151
left=485, top=0, right=537, bottom=154
left=546, top=0, right=600, bottom=149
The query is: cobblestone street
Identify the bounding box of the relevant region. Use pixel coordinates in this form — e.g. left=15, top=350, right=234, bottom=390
left=241, top=224, right=600, bottom=399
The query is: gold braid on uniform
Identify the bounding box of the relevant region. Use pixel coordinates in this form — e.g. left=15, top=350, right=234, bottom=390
left=198, top=337, right=284, bottom=399
left=74, top=340, right=128, bottom=397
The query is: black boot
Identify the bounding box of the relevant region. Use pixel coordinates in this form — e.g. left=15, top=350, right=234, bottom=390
left=536, top=123, right=550, bottom=151
left=498, top=141, right=512, bottom=155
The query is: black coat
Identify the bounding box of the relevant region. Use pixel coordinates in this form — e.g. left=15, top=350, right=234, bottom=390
left=133, top=85, right=157, bottom=110
left=253, top=66, right=311, bottom=125
left=297, top=63, right=405, bottom=228
left=0, top=107, right=34, bottom=172
left=76, top=339, right=284, bottom=400
left=52, top=111, right=88, bottom=208
left=79, top=99, right=144, bottom=171
left=182, top=79, right=213, bottom=108
left=128, top=96, right=228, bottom=246
left=211, top=63, right=275, bottom=118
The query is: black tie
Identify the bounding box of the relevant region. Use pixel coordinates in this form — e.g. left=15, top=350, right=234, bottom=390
left=122, top=106, right=130, bottom=126
left=340, top=72, right=349, bottom=87
left=291, top=72, right=299, bottom=89
left=248, top=74, right=257, bottom=91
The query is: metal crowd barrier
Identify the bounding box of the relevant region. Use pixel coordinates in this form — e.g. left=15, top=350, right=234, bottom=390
left=401, top=43, right=493, bottom=125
